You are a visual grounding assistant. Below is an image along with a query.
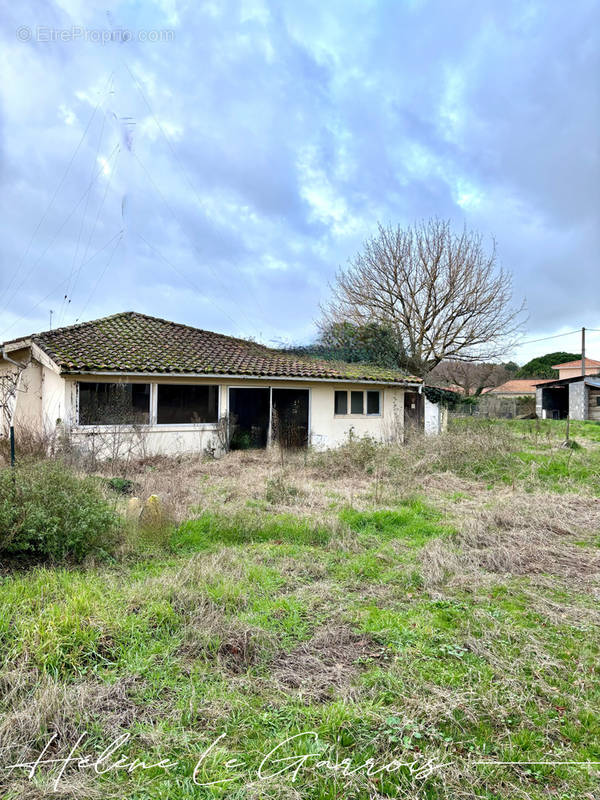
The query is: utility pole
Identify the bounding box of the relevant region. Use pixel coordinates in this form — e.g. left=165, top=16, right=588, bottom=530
left=581, top=327, right=586, bottom=376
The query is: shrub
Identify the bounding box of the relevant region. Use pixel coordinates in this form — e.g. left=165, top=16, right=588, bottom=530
left=0, top=461, right=121, bottom=563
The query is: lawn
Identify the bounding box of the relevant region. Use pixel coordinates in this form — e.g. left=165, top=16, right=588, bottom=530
left=1, top=419, right=599, bottom=799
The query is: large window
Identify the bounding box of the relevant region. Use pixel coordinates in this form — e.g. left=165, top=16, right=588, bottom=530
left=78, top=382, right=150, bottom=425
left=157, top=384, right=218, bottom=424
left=334, top=389, right=381, bottom=417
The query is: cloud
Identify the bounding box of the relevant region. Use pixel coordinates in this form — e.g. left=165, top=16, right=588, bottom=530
left=0, top=0, right=598, bottom=361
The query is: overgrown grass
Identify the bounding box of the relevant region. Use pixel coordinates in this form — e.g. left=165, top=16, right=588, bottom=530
left=1, top=419, right=599, bottom=798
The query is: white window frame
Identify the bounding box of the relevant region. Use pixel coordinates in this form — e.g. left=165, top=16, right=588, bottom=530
left=333, top=389, right=382, bottom=418
left=75, top=381, right=221, bottom=429
left=154, top=383, right=220, bottom=427
left=75, top=380, right=152, bottom=428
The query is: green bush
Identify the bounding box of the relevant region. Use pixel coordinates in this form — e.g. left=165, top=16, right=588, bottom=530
left=0, top=461, right=121, bottom=563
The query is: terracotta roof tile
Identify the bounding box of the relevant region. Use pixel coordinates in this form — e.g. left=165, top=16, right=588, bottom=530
left=6, top=312, right=418, bottom=384
left=485, top=379, right=554, bottom=394
left=551, top=358, right=600, bottom=369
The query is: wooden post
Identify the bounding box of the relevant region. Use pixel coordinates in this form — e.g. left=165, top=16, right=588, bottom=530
left=10, top=425, right=15, bottom=468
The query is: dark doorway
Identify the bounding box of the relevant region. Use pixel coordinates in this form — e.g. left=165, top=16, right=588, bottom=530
left=229, top=388, right=270, bottom=449
left=540, top=386, right=569, bottom=419
left=272, top=389, right=309, bottom=448
left=404, top=391, right=423, bottom=437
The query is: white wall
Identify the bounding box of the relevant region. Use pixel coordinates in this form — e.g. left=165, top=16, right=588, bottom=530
left=9, top=362, right=414, bottom=458
left=424, top=397, right=445, bottom=435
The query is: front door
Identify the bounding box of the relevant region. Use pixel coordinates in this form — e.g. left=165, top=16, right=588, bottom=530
left=404, top=391, right=423, bottom=437
left=272, top=388, right=309, bottom=448
left=228, top=387, right=270, bottom=449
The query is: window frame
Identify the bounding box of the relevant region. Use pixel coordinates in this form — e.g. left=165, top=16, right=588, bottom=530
left=155, top=383, right=220, bottom=427
left=76, top=381, right=151, bottom=427
left=334, top=390, right=348, bottom=416
left=333, top=389, right=382, bottom=418
left=75, top=381, right=221, bottom=428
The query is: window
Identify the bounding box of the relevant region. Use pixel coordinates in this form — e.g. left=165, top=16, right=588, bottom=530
left=351, top=391, right=364, bottom=414
left=596, top=396, right=600, bottom=407
left=157, top=384, right=218, bottom=424
left=78, top=382, right=150, bottom=425
left=334, top=389, right=382, bottom=416
left=366, top=390, right=381, bottom=415
left=334, top=390, right=348, bottom=415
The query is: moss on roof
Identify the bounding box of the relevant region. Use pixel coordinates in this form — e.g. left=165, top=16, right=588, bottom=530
left=7, top=312, right=419, bottom=384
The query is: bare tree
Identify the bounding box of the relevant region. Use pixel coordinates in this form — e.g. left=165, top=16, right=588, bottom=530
left=321, top=219, right=524, bottom=377
left=0, top=359, right=30, bottom=437
left=430, top=360, right=511, bottom=397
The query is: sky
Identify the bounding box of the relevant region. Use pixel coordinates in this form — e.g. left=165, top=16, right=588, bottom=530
left=0, top=0, right=599, bottom=365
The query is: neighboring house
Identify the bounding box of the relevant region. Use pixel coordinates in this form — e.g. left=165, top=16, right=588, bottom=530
left=551, top=358, right=600, bottom=380
left=483, top=378, right=554, bottom=397
left=535, top=374, right=600, bottom=421
left=0, top=311, right=444, bottom=458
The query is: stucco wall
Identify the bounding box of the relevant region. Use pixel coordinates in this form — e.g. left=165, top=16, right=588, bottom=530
left=424, top=397, right=447, bottom=435
left=54, top=374, right=407, bottom=457
left=557, top=365, right=599, bottom=380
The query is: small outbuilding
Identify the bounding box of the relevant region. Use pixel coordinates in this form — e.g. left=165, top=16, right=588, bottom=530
left=535, top=374, right=600, bottom=421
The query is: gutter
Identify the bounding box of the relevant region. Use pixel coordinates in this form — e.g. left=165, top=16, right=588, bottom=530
left=1, top=346, right=26, bottom=369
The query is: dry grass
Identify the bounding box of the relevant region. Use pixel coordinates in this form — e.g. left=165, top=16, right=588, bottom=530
left=421, top=491, right=600, bottom=592
left=271, top=624, right=382, bottom=702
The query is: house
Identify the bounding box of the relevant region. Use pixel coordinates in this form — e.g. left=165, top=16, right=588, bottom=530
left=484, top=378, right=554, bottom=397
left=551, top=357, right=600, bottom=380
left=0, top=311, right=444, bottom=458
left=535, top=374, right=600, bottom=421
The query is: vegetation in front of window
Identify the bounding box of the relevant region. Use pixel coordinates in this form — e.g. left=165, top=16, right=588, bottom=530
left=78, top=382, right=150, bottom=425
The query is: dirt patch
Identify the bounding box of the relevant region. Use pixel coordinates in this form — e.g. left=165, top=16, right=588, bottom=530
left=271, top=624, right=382, bottom=702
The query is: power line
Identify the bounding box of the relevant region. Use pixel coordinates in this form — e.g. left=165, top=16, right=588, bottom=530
left=57, top=99, right=109, bottom=327
left=0, top=144, right=120, bottom=318
left=77, top=233, right=124, bottom=321
left=69, top=145, right=122, bottom=321
left=123, top=61, right=267, bottom=321
left=132, top=149, right=261, bottom=332
left=0, top=230, right=124, bottom=340
left=2, top=73, right=114, bottom=299
left=513, top=329, right=582, bottom=347
left=136, top=233, right=241, bottom=329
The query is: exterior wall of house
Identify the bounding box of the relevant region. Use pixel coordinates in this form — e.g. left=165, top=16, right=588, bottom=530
left=5, top=357, right=417, bottom=458
left=556, top=365, right=599, bottom=380
left=54, top=373, right=407, bottom=457
left=309, top=383, right=405, bottom=449
left=0, top=355, right=43, bottom=432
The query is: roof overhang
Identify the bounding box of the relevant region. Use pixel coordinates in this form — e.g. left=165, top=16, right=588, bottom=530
left=61, top=369, right=421, bottom=387
left=535, top=373, right=600, bottom=388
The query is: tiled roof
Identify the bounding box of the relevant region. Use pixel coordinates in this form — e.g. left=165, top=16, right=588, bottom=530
left=6, top=311, right=418, bottom=384
left=485, top=379, right=554, bottom=394
left=552, top=358, right=600, bottom=369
